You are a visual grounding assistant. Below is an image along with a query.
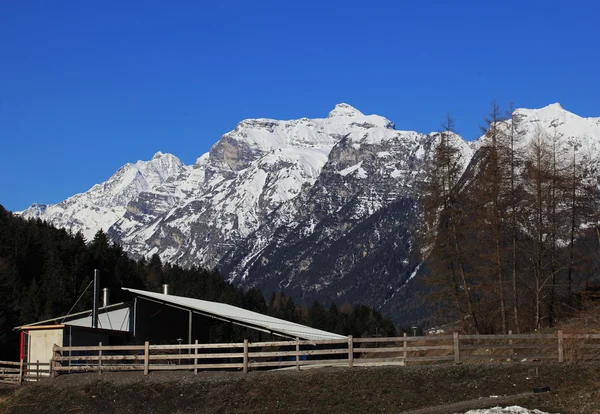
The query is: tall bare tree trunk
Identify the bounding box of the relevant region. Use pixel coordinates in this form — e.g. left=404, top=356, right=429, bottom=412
left=482, top=100, right=507, bottom=333
left=508, top=103, right=521, bottom=333
left=446, top=233, right=468, bottom=331
left=530, top=129, right=548, bottom=330
left=548, top=125, right=558, bottom=327
left=442, top=114, right=480, bottom=334
left=512, top=228, right=519, bottom=332
left=495, top=227, right=507, bottom=333
left=536, top=160, right=544, bottom=330
left=566, top=141, right=578, bottom=309
left=420, top=114, right=477, bottom=333
left=450, top=215, right=479, bottom=334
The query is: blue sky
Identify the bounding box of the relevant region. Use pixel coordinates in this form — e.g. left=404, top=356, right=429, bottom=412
left=1, top=0, right=598, bottom=212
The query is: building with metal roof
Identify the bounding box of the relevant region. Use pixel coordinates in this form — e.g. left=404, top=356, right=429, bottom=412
left=16, top=285, right=344, bottom=368
left=123, top=287, right=345, bottom=342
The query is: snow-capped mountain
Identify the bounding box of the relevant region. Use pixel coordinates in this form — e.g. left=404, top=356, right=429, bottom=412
left=21, top=104, right=422, bottom=265
left=219, top=127, right=472, bottom=308
left=22, top=152, right=185, bottom=242
left=19, top=103, right=600, bottom=323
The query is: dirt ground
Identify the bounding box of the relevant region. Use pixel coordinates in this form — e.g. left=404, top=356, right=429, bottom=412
left=0, top=362, right=599, bottom=413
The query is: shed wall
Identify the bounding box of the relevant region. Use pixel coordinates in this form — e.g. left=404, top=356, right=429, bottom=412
left=28, top=328, right=63, bottom=365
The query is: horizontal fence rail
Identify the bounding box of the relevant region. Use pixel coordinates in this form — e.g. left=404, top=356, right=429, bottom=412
left=0, top=360, right=50, bottom=384
left=3, top=331, right=600, bottom=384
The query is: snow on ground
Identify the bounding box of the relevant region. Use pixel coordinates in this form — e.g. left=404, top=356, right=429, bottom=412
left=459, top=406, right=555, bottom=414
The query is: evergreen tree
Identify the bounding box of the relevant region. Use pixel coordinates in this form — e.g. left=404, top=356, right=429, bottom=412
left=308, top=301, right=327, bottom=330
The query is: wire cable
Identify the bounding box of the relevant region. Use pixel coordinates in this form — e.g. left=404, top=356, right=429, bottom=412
left=60, top=280, right=94, bottom=323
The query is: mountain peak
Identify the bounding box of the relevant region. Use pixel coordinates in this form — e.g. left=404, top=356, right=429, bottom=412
left=152, top=151, right=165, bottom=159
left=514, top=102, right=577, bottom=122
left=328, top=103, right=363, bottom=118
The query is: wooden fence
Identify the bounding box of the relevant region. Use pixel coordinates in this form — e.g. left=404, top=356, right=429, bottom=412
left=0, top=360, right=50, bottom=385
left=2, top=331, right=599, bottom=383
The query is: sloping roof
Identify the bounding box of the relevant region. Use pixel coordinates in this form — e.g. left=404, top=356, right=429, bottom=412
left=15, top=302, right=131, bottom=332
left=122, top=287, right=346, bottom=341
left=66, top=306, right=130, bottom=332
left=13, top=302, right=130, bottom=330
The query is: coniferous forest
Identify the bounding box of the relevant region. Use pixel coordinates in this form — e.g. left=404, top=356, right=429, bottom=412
left=0, top=205, right=395, bottom=360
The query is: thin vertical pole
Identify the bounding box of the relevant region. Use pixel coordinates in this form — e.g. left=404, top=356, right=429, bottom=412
left=68, top=326, right=72, bottom=371
left=98, top=342, right=102, bottom=374
left=295, top=338, right=300, bottom=371
left=92, top=269, right=99, bottom=329
left=133, top=297, right=138, bottom=337
left=403, top=332, right=408, bottom=364
left=508, top=330, right=513, bottom=361
left=188, top=311, right=193, bottom=347
left=188, top=310, right=193, bottom=367
left=51, top=344, right=59, bottom=379
left=453, top=332, right=460, bottom=364
left=194, top=339, right=199, bottom=375
left=19, top=331, right=24, bottom=363
left=144, top=341, right=150, bottom=375
left=348, top=335, right=354, bottom=368
left=243, top=339, right=249, bottom=374
left=18, top=359, right=23, bottom=385
left=558, top=330, right=564, bottom=363
left=36, top=360, right=40, bottom=381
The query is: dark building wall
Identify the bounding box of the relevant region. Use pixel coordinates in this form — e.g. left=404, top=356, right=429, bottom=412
left=65, top=327, right=129, bottom=347
left=133, top=297, right=217, bottom=344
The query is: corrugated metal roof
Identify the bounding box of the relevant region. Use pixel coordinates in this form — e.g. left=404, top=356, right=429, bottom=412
left=122, top=287, right=346, bottom=341
left=15, top=302, right=130, bottom=332
left=67, top=307, right=130, bottom=332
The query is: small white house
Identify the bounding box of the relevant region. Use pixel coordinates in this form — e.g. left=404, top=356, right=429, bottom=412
left=16, top=302, right=131, bottom=368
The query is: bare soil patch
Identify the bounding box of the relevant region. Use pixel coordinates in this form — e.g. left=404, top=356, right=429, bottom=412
left=0, top=363, right=598, bottom=413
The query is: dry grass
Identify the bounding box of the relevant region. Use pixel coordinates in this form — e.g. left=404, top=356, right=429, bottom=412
left=1, top=363, right=599, bottom=414
left=558, top=303, right=600, bottom=333
left=557, top=303, right=600, bottom=363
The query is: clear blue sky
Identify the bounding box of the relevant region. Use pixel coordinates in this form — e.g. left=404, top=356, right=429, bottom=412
left=1, top=0, right=598, bottom=212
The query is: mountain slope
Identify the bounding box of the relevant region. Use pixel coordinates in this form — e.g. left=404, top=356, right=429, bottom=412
left=219, top=128, right=472, bottom=312
left=22, top=152, right=185, bottom=242
left=19, top=103, right=600, bottom=325
left=21, top=104, right=406, bottom=268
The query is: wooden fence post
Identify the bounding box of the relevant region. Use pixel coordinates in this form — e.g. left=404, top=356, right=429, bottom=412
left=557, top=330, right=564, bottom=363
left=453, top=332, right=460, bottom=364
left=144, top=341, right=150, bottom=375
left=18, top=359, right=23, bottom=385
left=98, top=342, right=102, bottom=374
left=348, top=335, right=354, bottom=368
left=243, top=339, right=249, bottom=374
left=295, top=338, right=300, bottom=372
left=403, top=332, right=408, bottom=364
left=36, top=360, right=40, bottom=381
left=194, top=339, right=199, bottom=375
left=51, top=344, right=59, bottom=379
left=508, top=330, right=513, bottom=361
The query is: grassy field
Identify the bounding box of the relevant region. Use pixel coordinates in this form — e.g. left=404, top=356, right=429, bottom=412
left=0, top=362, right=599, bottom=413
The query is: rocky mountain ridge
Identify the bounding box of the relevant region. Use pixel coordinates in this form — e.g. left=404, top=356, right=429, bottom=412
left=20, top=103, right=600, bottom=322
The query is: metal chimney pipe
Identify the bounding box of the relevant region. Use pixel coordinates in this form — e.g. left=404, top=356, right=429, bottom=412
left=92, top=269, right=99, bottom=329
left=162, top=284, right=170, bottom=295
left=102, top=288, right=110, bottom=308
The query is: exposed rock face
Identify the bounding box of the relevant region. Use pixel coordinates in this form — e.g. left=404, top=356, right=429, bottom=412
left=20, top=103, right=600, bottom=324
left=218, top=123, right=472, bottom=315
